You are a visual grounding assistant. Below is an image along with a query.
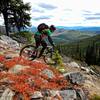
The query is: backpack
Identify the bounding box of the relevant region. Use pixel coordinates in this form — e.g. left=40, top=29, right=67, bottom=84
left=37, top=23, right=49, bottom=33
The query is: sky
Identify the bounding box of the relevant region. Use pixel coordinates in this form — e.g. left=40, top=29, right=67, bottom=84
left=0, top=0, right=100, bottom=27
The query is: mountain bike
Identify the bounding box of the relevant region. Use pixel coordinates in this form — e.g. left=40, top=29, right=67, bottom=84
left=19, top=44, right=57, bottom=65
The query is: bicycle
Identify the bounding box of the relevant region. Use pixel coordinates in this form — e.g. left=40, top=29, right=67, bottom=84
left=19, top=44, right=57, bottom=65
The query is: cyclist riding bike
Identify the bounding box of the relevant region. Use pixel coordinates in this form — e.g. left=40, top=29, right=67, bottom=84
left=32, top=23, right=56, bottom=58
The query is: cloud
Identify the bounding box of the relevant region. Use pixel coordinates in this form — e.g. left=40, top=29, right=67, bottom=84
left=64, top=9, right=72, bottom=11
left=32, top=8, right=44, bottom=13
left=85, top=17, right=100, bottom=20
left=83, top=13, right=100, bottom=16
left=38, top=3, right=57, bottom=10
left=23, top=0, right=100, bottom=26
left=83, top=12, right=100, bottom=18
left=33, top=16, right=52, bottom=21
left=83, top=10, right=92, bottom=13
left=94, top=13, right=100, bottom=16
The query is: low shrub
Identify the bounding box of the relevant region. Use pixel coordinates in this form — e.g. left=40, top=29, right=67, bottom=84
left=11, top=31, right=35, bottom=44
left=90, top=94, right=100, bottom=100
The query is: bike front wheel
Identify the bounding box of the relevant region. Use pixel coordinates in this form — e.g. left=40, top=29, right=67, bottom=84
left=43, top=51, right=56, bottom=65
left=20, top=45, right=37, bottom=60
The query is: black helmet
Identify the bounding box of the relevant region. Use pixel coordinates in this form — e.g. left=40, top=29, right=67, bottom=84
left=37, top=23, right=49, bottom=32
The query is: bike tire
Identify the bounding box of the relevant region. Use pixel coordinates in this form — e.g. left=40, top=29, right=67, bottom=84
left=43, top=51, right=56, bottom=65
left=20, top=45, right=37, bottom=60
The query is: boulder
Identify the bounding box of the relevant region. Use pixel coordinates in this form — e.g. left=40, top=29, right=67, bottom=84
left=81, top=67, right=90, bottom=73
left=76, top=88, right=88, bottom=100
left=60, top=89, right=77, bottom=100
left=63, top=72, right=85, bottom=85
left=59, top=88, right=88, bottom=100
left=0, top=88, right=15, bottom=100
left=41, top=68, right=55, bottom=79
left=0, top=35, right=19, bottom=49
left=8, top=64, right=30, bottom=74
left=67, top=61, right=80, bottom=68
left=30, top=91, right=43, bottom=99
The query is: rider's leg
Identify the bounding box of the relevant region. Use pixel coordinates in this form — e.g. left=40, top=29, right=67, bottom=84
left=34, top=34, right=41, bottom=49
left=31, top=35, right=41, bottom=59
left=38, top=40, right=47, bottom=58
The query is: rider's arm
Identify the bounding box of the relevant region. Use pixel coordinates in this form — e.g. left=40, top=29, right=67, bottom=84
left=46, top=29, right=55, bottom=47
left=48, top=35, right=55, bottom=47
left=42, top=29, right=55, bottom=47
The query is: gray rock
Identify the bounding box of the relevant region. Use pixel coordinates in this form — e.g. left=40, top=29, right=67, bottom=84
left=76, top=88, right=88, bottom=100
left=81, top=67, right=90, bottom=73
left=41, top=68, right=55, bottom=79
left=0, top=63, right=7, bottom=71
left=30, top=91, right=43, bottom=99
left=62, top=56, right=72, bottom=63
left=8, top=64, right=30, bottom=74
left=67, top=61, right=80, bottom=68
left=60, top=89, right=77, bottom=100
left=0, top=63, right=3, bottom=68
left=0, top=35, right=19, bottom=49
left=63, top=72, right=85, bottom=85
left=0, top=88, right=15, bottom=100
left=60, top=88, right=88, bottom=100
left=12, top=35, right=27, bottom=43
left=5, top=55, right=12, bottom=59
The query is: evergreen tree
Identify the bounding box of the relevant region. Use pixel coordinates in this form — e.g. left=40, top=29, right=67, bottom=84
left=85, top=42, right=97, bottom=65
left=0, top=0, right=31, bottom=35
left=0, top=0, right=10, bottom=36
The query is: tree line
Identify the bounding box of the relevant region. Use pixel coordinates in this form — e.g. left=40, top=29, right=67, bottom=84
left=56, top=38, right=100, bottom=66
left=0, top=0, right=31, bottom=36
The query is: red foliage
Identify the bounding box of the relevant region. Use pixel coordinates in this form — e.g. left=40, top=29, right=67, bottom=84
left=0, top=54, right=5, bottom=62
left=4, top=60, right=17, bottom=68
left=0, top=56, right=67, bottom=99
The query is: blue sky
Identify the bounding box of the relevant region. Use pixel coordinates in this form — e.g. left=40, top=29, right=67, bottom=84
left=0, top=0, right=100, bottom=27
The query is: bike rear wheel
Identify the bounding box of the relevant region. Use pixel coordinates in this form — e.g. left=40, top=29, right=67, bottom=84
left=20, top=45, right=37, bottom=60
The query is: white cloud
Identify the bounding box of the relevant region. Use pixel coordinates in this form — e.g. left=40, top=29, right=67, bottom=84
left=0, top=0, right=100, bottom=26
left=29, top=0, right=100, bottom=26
left=23, top=0, right=100, bottom=26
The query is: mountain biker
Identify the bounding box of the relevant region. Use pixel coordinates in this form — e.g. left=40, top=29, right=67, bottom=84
left=33, top=23, right=56, bottom=58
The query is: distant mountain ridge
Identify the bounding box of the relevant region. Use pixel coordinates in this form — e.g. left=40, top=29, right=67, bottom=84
left=29, top=26, right=98, bottom=43
left=57, top=26, right=100, bottom=32
left=52, top=30, right=96, bottom=43
left=30, top=26, right=100, bottom=33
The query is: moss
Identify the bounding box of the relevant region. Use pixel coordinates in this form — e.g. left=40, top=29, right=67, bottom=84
left=52, top=50, right=66, bottom=73
left=90, top=94, right=100, bottom=100
left=0, top=32, right=3, bottom=36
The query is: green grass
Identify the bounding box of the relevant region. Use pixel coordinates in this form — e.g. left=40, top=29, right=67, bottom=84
left=11, top=31, right=35, bottom=44
left=90, top=94, right=100, bottom=100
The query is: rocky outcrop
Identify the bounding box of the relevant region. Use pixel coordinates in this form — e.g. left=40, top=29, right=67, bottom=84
left=63, top=72, right=85, bottom=85
left=0, top=88, right=15, bottom=100
left=0, top=35, right=19, bottom=49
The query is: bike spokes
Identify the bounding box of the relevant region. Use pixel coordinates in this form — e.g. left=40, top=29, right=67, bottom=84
left=20, top=45, right=37, bottom=60
left=43, top=52, right=56, bottom=65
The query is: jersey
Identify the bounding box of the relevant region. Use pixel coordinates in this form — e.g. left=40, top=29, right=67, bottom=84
left=35, top=29, right=52, bottom=39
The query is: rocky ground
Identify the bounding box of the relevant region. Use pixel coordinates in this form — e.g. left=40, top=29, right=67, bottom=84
left=0, top=35, right=100, bottom=100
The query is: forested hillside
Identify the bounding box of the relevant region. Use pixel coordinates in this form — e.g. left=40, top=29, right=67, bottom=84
left=52, top=30, right=96, bottom=43
left=56, top=34, right=100, bottom=65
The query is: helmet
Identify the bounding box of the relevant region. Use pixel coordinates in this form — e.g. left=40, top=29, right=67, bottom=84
left=37, top=23, right=49, bottom=33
